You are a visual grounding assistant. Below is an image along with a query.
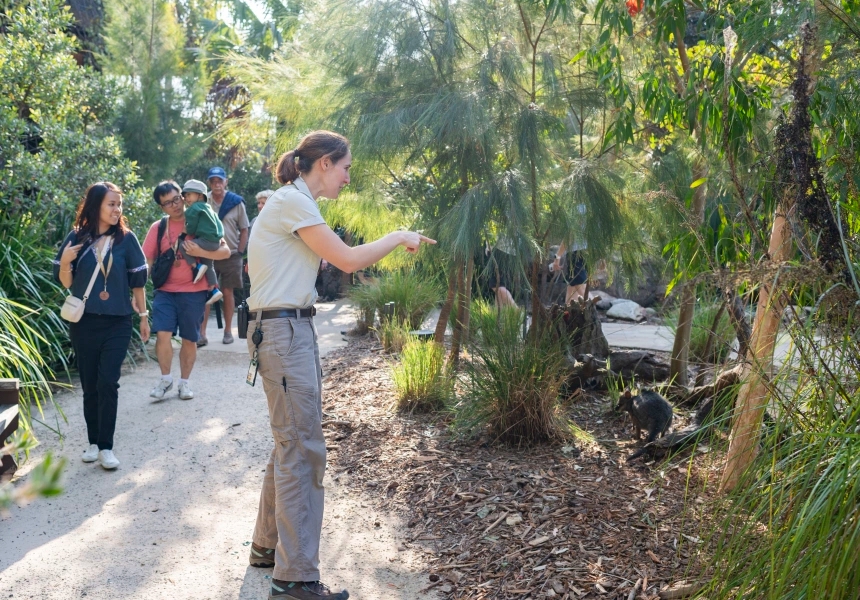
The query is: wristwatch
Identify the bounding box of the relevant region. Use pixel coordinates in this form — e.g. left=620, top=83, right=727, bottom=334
left=139, top=311, right=149, bottom=318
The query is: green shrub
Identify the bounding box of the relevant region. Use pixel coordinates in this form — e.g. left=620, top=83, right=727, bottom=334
left=456, top=306, right=569, bottom=444
left=391, top=340, right=450, bottom=412
left=349, top=270, right=442, bottom=330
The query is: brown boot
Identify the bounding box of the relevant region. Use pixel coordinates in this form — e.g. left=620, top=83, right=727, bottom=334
left=249, top=542, right=275, bottom=568
left=269, top=580, right=349, bottom=599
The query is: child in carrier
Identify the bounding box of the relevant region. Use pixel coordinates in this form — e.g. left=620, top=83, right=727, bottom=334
left=180, top=179, right=224, bottom=305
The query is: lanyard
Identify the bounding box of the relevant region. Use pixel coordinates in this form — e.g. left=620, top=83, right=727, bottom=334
left=246, top=311, right=264, bottom=386
left=94, top=238, right=114, bottom=301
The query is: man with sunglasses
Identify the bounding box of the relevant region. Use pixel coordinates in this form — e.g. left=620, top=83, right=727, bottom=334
left=141, top=181, right=231, bottom=401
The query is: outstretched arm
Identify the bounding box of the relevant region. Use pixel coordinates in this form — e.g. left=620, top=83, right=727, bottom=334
left=297, top=223, right=435, bottom=273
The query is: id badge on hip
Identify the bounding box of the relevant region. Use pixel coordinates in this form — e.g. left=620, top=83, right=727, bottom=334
left=246, top=357, right=258, bottom=386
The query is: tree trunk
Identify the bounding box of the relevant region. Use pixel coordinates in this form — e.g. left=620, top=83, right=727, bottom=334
left=669, top=158, right=708, bottom=386
left=434, top=261, right=460, bottom=343
left=720, top=205, right=791, bottom=492
left=448, top=259, right=474, bottom=369
left=670, top=285, right=694, bottom=386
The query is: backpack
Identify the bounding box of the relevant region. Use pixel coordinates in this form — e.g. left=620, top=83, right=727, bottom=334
left=150, top=217, right=176, bottom=289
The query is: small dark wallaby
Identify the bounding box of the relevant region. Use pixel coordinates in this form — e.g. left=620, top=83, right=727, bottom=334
left=617, top=389, right=673, bottom=443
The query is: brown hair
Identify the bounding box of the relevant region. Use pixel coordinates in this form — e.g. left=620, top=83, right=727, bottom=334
left=74, top=181, right=128, bottom=244
left=275, top=130, right=350, bottom=185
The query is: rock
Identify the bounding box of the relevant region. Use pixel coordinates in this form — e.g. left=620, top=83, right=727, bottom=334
left=588, top=290, right=617, bottom=303
left=645, top=307, right=658, bottom=317
left=604, top=258, right=668, bottom=308
left=606, top=300, right=646, bottom=322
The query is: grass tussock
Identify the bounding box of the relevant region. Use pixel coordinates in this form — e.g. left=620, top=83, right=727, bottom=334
left=456, top=301, right=569, bottom=445
left=349, top=270, right=442, bottom=330
left=376, top=319, right=411, bottom=354
left=391, top=340, right=451, bottom=413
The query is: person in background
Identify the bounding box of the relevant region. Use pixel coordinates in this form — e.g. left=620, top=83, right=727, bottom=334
left=553, top=203, right=589, bottom=303
left=178, top=178, right=224, bottom=305
left=142, top=181, right=230, bottom=402
left=249, top=189, right=275, bottom=234
left=246, top=130, right=434, bottom=599
left=199, top=167, right=249, bottom=346
left=54, top=182, right=149, bottom=470
left=486, top=241, right=518, bottom=308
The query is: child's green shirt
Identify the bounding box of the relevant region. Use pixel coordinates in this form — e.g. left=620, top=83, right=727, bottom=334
left=185, top=201, right=224, bottom=242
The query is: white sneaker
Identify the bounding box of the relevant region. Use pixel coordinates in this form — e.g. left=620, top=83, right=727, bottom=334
left=82, top=444, right=99, bottom=463
left=193, top=264, right=208, bottom=284
left=178, top=382, right=194, bottom=400
left=98, top=449, right=120, bottom=470
left=150, top=379, right=173, bottom=400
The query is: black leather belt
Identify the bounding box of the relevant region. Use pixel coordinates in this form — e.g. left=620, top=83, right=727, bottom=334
left=250, top=307, right=316, bottom=320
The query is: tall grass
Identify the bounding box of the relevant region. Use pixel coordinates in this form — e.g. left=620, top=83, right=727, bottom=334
left=456, top=303, right=569, bottom=444
left=376, top=319, right=411, bottom=354
left=391, top=340, right=450, bottom=413
left=0, top=298, right=66, bottom=426
left=349, top=270, right=442, bottom=329
left=0, top=214, right=71, bottom=372
left=695, top=305, right=860, bottom=599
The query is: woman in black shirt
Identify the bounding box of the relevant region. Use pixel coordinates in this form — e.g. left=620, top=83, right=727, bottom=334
left=54, top=182, right=150, bottom=470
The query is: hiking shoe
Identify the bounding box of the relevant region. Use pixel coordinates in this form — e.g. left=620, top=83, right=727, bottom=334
left=206, top=287, right=223, bottom=306
left=150, top=379, right=173, bottom=400
left=178, top=382, right=194, bottom=400
left=82, top=444, right=99, bottom=463
left=223, top=331, right=234, bottom=344
left=98, top=449, right=120, bottom=470
left=192, top=264, right=208, bottom=284
left=269, top=580, right=349, bottom=599
left=249, top=543, right=275, bottom=568
left=197, top=335, right=208, bottom=348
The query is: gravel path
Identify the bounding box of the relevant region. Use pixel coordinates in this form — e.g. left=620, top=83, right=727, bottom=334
left=1, top=340, right=436, bottom=599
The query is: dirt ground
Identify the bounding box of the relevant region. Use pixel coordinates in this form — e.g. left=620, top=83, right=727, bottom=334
left=0, top=347, right=438, bottom=600
left=3, top=326, right=723, bottom=600
left=319, top=337, right=722, bottom=600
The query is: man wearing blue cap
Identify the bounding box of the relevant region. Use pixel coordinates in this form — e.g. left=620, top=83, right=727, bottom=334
left=201, top=167, right=250, bottom=345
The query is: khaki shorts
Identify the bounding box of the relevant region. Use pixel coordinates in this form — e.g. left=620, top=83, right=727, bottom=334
left=214, top=252, right=244, bottom=289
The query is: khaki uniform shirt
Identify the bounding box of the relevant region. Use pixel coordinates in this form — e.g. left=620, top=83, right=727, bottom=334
left=246, top=177, right=326, bottom=310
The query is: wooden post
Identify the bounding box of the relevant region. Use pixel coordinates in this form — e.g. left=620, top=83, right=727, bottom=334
left=721, top=206, right=791, bottom=492
left=0, top=379, right=21, bottom=480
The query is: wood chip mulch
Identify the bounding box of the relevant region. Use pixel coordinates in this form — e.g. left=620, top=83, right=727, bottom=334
left=321, top=337, right=720, bottom=600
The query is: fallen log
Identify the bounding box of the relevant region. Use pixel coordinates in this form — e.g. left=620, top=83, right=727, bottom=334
left=565, top=350, right=673, bottom=391
left=678, top=364, right=745, bottom=407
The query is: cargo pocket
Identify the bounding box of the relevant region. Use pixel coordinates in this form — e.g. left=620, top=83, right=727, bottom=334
left=261, top=375, right=298, bottom=442
left=285, top=384, right=323, bottom=442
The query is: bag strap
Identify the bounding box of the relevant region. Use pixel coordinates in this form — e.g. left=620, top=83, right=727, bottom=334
left=156, top=216, right=168, bottom=258
left=79, top=243, right=106, bottom=301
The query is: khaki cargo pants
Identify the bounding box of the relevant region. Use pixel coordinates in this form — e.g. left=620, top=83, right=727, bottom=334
left=249, top=316, right=325, bottom=582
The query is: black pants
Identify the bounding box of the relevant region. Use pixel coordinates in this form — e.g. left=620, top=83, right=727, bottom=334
left=70, top=314, right=132, bottom=450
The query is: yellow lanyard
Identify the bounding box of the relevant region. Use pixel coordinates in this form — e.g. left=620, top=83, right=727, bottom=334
left=94, top=238, right=114, bottom=301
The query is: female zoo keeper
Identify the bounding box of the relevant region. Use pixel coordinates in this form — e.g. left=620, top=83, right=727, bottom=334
left=245, top=130, right=435, bottom=600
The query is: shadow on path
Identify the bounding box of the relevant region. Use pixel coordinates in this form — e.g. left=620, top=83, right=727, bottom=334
left=1, top=351, right=435, bottom=600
